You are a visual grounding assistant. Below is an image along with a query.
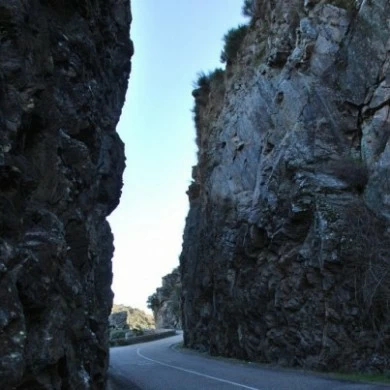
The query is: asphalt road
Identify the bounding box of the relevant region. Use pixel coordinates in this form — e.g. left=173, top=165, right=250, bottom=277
left=108, top=334, right=389, bottom=390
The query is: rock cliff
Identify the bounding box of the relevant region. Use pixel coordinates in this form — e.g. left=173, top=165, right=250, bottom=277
left=181, top=0, right=390, bottom=372
left=148, top=267, right=182, bottom=329
left=109, top=304, right=154, bottom=330
left=0, top=1, right=132, bottom=388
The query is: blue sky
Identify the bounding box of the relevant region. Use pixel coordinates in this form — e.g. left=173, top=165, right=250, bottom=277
left=108, top=0, right=247, bottom=312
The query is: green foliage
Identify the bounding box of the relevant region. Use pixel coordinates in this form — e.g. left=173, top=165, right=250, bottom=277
left=220, top=24, right=249, bottom=64
left=193, top=68, right=225, bottom=91
left=333, top=372, right=390, bottom=384
left=147, top=293, right=159, bottom=310
left=209, top=68, right=225, bottom=84
left=111, top=304, right=154, bottom=329
left=242, top=0, right=255, bottom=18
left=193, top=71, right=209, bottom=90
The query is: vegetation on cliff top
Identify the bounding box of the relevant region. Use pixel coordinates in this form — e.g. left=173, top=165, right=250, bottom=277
left=192, top=0, right=251, bottom=98
left=193, top=68, right=225, bottom=92
left=110, top=304, right=154, bottom=330
left=184, top=0, right=390, bottom=376
left=242, top=0, right=257, bottom=18
left=220, top=24, right=249, bottom=64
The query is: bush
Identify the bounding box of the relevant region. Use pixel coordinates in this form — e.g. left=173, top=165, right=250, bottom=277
left=147, top=293, right=159, bottom=311
left=209, top=68, right=225, bottom=84
left=220, top=24, right=249, bottom=64
left=192, top=68, right=225, bottom=92
left=193, top=71, right=209, bottom=90
left=242, top=0, right=256, bottom=18
left=111, top=304, right=155, bottom=329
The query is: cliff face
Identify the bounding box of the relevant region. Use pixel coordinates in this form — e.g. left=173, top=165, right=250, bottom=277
left=181, top=0, right=390, bottom=372
left=0, top=1, right=132, bottom=389
left=148, top=268, right=182, bottom=329
left=109, top=304, right=154, bottom=330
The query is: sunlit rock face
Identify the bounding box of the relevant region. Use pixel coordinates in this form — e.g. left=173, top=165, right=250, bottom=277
left=0, top=1, right=132, bottom=388
left=181, top=0, right=390, bottom=372
left=149, top=268, right=182, bottom=329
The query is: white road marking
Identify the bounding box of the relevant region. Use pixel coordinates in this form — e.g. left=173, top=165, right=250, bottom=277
left=136, top=361, right=155, bottom=366
left=136, top=348, right=262, bottom=390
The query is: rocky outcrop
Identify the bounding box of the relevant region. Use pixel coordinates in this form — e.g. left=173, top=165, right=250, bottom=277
left=109, top=304, right=154, bottom=330
left=148, top=267, right=182, bottom=329
left=0, top=1, right=132, bottom=389
left=181, top=0, right=390, bottom=373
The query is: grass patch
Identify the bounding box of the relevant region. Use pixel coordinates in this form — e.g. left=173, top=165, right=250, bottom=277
left=332, top=372, right=390, bottom=384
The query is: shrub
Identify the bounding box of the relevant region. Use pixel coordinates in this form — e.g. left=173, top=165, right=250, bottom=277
left=192, top=68, right=225, bottom=92
left=208, top=68, right=225, bottom=85
left=193, top=71, right=210, bottom=90
left=220, top=24, right=249, bottom=64
left=111, top=304, right=155, bottom=329
left=147, top=293, right=159, bottom=311
left=242, top=0, right=256, bottom=18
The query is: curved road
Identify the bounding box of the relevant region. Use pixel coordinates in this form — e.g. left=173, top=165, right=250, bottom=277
left=108, top=334, right=389, bottom=390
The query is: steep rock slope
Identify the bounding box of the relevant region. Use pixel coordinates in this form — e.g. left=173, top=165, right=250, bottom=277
left=110, top=304, right=154, bottom=330
left=148, top=267, right=182, bottom=329
left=181, top=0, right=390, bottom=372
left=0, top=1, right=132, bottom=388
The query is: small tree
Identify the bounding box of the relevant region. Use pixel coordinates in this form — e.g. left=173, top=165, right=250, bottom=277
left=147, top=293, right=159, bottom=311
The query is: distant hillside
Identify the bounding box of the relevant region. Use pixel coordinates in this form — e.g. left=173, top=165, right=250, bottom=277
left=110, top=304, right=155, bottom=330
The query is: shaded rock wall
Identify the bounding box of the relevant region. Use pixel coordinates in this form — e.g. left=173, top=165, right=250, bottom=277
left=0, top=1, right=132, bottom=388
left=148, top=267, right=182, bottom=329
left=181, top=0, right=390, bottom=372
